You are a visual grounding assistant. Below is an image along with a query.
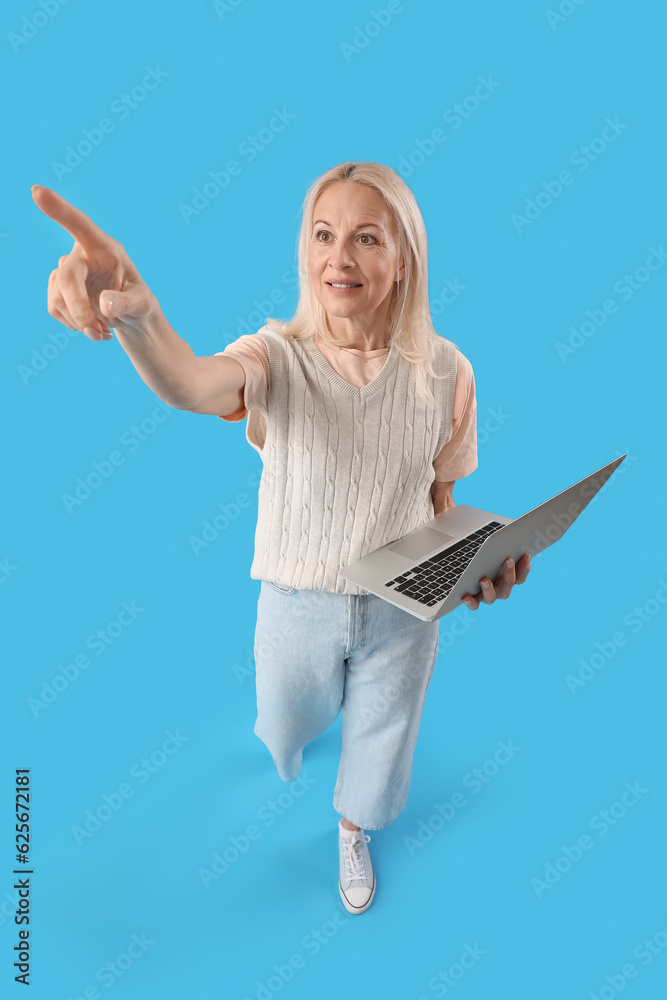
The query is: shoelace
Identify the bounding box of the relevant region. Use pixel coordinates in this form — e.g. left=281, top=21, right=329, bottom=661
left=342, top=834, right=371, bottom=880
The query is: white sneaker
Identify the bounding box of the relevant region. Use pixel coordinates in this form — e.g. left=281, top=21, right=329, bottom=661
left=338, top=822, right=376, bottom=914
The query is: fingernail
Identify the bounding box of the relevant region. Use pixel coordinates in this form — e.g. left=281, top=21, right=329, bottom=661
left=104, top=293, right=118, bottom=314
left=505, top=559, right=513, bottom=568
left=83, top=326, right=100, bottom=338
left=481, top=580, right=490, bottom=588
left=464, top=599, right=473, bottom=606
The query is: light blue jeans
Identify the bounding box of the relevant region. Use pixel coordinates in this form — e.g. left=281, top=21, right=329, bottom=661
left=253, top=580, right=440, bottom=830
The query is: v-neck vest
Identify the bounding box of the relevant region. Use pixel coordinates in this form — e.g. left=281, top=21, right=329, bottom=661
left=250, top=324, right=458, bottom=594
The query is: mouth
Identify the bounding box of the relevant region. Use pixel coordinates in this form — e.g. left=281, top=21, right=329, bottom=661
left=326, top=281, right=363, bottom=292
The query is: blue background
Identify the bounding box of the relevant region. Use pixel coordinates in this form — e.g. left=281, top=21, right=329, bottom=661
left=2, top=1, right=666, bottom=997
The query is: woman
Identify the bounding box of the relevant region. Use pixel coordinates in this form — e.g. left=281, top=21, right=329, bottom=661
left=31, top=161, right=530, bottom=916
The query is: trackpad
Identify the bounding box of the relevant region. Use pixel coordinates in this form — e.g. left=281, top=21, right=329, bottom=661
left=389, top=528, right=456, bottom=561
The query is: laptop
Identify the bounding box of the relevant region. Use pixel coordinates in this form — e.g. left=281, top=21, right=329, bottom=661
left=338, top=454, right=627, bottom=621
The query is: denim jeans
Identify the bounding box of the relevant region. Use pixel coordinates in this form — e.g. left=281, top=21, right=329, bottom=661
left=253, top=580, right=440, bottom=830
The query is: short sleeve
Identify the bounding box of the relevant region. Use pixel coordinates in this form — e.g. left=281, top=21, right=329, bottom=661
left=214, top=334, right=270, bottom=422
left=432, top=350, right=478, bottom=482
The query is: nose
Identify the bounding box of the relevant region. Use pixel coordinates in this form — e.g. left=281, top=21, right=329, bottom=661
left=327, top=239, right=355, bottom=269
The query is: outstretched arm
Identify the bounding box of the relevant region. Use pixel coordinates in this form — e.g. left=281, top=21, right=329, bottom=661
left=31, top=184, right=245, bottom=416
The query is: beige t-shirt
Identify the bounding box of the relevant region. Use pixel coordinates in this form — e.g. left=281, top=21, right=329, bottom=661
left=216, top=333, right=478, bottom=483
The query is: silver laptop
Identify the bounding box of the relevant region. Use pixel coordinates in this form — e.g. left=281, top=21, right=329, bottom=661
left=338, top=454, right=626, bottom=621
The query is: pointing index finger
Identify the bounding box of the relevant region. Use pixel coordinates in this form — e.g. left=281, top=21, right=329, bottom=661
left=31, top=185, right=112, bottom=249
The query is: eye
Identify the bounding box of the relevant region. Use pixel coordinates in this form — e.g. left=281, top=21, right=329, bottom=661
left=313, top=230, right=378, bottom=244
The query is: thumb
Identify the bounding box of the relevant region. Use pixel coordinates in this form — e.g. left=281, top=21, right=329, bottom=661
left=100, top=286, right=151, bottom=323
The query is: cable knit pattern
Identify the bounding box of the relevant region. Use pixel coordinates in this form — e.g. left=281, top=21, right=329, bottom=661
left=248, top=325, right=458, bottom=595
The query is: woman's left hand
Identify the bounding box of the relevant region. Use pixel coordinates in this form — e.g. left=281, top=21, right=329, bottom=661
left=461, top=553, right=532, bottom=610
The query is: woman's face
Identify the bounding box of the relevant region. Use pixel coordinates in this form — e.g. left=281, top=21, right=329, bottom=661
left=308, top=181, right=405, bottom=329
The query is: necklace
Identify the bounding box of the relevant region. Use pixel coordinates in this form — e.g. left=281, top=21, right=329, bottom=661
left=332, top=340, right=390, bottom=361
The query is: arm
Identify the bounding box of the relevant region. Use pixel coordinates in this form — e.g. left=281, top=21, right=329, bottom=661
left=111, top=311, right=247, bottom=415
left=31, top=185, right=245, bottom=415
left=430, top=352, right=531, bottom=608
left=430, top=479, right=456, bottom=517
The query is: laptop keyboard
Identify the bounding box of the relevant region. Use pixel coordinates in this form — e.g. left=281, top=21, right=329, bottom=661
left=384, top=521, right=505, bottom=607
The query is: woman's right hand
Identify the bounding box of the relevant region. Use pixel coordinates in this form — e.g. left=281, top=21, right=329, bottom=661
left=31, top=185, right=158, bottom=343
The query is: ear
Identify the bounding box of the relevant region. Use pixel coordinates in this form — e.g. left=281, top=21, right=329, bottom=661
left=397, top=258, right=406, bottom=282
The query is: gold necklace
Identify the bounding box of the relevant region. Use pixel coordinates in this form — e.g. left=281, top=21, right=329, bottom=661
left=333, top=341, right=390, bottom=360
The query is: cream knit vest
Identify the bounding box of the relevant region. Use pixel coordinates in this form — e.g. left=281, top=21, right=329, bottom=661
left=250, top=324, right=458, bottom=594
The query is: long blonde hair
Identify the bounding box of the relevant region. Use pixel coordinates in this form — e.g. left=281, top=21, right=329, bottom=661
left=265, top=160, right=457, bottom=408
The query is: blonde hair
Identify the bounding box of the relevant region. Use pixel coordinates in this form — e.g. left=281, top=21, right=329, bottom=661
left=265, top=161, right=458, bottom=408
